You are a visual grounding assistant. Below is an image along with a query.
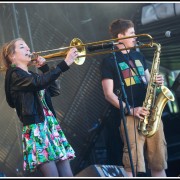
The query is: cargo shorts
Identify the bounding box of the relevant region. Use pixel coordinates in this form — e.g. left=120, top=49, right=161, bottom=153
left=120, top=115, right=168, bottom=173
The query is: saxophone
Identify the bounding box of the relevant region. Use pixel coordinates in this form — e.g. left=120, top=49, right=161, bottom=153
left=138, top=42, right=175, bottom=138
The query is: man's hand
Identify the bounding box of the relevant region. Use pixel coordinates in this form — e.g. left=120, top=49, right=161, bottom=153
left=155, top=74, right=164, bottom=86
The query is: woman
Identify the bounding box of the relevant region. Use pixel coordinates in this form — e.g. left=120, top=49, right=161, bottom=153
left=0, top=38, right=78, bottom=177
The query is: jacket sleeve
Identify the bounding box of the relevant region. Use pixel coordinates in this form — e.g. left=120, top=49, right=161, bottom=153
left=47, top=79, right=60, bottom=97
left=11, top=61, right=69, bottom=92
left=39, top=64, right=61, bottom=97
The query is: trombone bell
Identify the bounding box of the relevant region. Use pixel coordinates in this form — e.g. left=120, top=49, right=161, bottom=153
left=70, top=38, right=86, bottom=65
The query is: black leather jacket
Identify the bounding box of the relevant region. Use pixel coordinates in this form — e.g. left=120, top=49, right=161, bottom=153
left=5, top=61, right=69, bottom=126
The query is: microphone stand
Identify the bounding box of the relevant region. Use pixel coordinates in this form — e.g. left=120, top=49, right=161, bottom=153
left=111, top=44, right=135, bottom=177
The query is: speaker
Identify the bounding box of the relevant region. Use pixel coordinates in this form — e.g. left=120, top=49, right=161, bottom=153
left=141, top=3, right=180, bottom=25
left=75, top=164, right=128, bottom=177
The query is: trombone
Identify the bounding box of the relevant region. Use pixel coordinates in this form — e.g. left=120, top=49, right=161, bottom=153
left=31, top=34, right=153, bottom=65
left=0, top=34, right=153, bottom=71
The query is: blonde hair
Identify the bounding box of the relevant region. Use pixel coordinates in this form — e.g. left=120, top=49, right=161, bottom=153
left=0, top=38, right=23, bottom=72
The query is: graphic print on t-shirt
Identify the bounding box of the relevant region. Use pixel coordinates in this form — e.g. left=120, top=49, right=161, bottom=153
left=118, top=59, right=147, bottom=86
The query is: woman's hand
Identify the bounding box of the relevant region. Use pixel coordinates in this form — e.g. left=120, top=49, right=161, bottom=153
left=35, top=56, right=46, bottom=68
left=64, top=47, right=78, bottom=66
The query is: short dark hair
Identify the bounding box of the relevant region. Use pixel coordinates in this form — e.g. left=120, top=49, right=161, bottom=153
left=109, top=19, right=134, bottom=38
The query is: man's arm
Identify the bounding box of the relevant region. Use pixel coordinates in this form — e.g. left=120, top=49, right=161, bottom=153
left=145, top=69, right=150, bottom=82
left=102, top=78, right=126, bottom=109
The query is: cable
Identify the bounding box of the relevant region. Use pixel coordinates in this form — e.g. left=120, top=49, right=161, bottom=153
left=119, top=42, right=139, bottom=176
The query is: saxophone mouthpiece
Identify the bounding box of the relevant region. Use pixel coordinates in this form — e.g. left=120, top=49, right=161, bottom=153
left=136, top=41, right=144, bottom=46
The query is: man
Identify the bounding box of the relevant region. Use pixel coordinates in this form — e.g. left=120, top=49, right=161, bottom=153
left=101, top=18, right=166, bottom=177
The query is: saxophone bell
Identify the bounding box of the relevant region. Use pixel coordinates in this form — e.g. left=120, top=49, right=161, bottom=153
left=138, top=42, right=175, bottom=138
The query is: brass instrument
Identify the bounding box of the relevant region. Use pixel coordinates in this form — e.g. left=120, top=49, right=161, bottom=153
left=0, top=34, right=153, bottom=71
left=138, top=42, right=175, bottom=137
left=30, top=34, right=153, bottom=65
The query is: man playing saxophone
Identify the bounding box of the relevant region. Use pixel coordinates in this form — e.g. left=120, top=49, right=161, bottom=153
left=101, top=18, right=166, bottom=177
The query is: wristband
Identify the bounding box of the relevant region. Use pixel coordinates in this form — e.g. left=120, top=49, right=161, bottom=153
left=124, top=104, right=131, bottom=115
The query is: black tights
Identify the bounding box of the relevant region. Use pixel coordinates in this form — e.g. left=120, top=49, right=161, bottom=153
left=38, top=159, right=73, bottom=177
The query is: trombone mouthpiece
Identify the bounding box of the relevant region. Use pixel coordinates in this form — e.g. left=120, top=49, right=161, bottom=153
left=30, top=53, right=38, bottom=61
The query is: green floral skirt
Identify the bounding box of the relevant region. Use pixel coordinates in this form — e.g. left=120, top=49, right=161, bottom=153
left=22, top=115, right=75, bottom=172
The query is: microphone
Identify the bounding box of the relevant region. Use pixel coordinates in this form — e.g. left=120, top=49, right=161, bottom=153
left=165, top=30, right=180, bottom=38
left=87, top=42, right=122, bottom=52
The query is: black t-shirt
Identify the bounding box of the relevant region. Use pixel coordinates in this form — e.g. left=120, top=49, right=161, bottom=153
left=101, top=50, right=148, bottom=108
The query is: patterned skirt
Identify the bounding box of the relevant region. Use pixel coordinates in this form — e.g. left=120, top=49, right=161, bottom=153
left=22, top=115, right=75, bottom=172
